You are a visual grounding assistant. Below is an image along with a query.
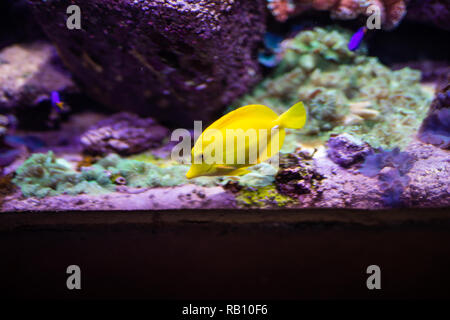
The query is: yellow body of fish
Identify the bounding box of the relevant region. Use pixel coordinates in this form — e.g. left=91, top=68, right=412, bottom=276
left=186, top=102, right=307, bottom=179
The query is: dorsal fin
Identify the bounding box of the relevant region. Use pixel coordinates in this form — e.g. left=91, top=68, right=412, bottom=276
left=205, top=104, right=278, bottom=131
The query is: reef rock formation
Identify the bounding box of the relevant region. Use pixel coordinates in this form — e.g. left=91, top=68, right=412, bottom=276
left=267, top=0, right=408, bottom=29
left=275, top=150, right=325, bottom=202
left=418, top=75, right=450, bottom=149
left=0, top=42, right=76, bottom=112
left=28, top=0, right=266, bottom=127
left=80, top=112, right=169, bottom=155
left=327, top=133, right=373, bottom=167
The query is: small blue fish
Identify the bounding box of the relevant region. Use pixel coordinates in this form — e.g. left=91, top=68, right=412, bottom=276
left=258, top=32, right=284, bottom=68
left=348, top=27, right=367, bottom=51
left=263, top=32, right=283, bottom=52
left=51, top=91, right=65, bottom=112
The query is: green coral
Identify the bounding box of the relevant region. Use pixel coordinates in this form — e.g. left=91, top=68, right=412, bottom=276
left=232, top=27, right=432, bottom=150
left=222, top=163, right=278, bottom=188
left=13, top=152, right=114, bottom=198
left=13, top=152, right=219, bottom=198
left=235, top=185, right=294, bottom=208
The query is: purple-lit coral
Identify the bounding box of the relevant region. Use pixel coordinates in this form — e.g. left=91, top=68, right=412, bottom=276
left=359, top=148, right=415, bottom=207
left=327, top=133, right=373, bottom=167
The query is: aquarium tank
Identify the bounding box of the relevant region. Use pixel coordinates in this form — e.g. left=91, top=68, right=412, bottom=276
left=0, top=0, right=449, bottom=303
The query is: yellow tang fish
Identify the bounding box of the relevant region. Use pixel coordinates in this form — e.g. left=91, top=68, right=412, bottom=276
left=186, top=101, right=307, bottom=179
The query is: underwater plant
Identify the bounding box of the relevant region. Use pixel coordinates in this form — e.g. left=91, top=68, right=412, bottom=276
left=232, top=27, right=432, bottom=151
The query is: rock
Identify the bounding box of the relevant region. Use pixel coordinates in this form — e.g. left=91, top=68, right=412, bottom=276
left=418, top=74, right=450, bottom=149
left=326, top=133, right=373, bottom=168
left=403, top=139, right=450, bottom=208
left=80, top=112, right=169, bottom=155
left=0, top=41, right=78, bottom=129
left=0, top=42, right=76, bottom=111
left=275, top=152, right=324, bottom=198
left=28, top=0, right=266, bottom=126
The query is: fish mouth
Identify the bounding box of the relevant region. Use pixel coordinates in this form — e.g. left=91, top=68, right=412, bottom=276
left=186, top=168, right=197, bottom=179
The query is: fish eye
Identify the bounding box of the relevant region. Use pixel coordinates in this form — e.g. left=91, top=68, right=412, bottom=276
left=195, top=154, right=204, bottom=163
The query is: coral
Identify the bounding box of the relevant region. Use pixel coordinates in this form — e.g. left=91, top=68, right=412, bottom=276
left=220, top=163, right=292, bottom=208
left=233, top=27, right=432, bottom=150
left=234, top=185, right=294, bottom=207
left=359, top=147, right=415, bottom=207
left=418, top=76, right=450, bottom=149
left=326, top=133, right=373, bottom=167
left=12, top=151, right=109, bottom=198
left=267, top=0, right=407, bottom=29
left=377, top=166, right=410, bottom=207
left=12, top=151, right=220, bottom=198
left=80, top=112, right=169, bottom=156
left=28, top=0, right=266, bottom=126
left=275, top=150, right=325, bottom=198
left=359, top=147, right=415, bottom=177
left=223, top=163, right=278, bottom=188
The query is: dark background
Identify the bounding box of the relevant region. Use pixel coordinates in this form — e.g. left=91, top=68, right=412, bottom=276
left=1, top=208, right=450, bottom=300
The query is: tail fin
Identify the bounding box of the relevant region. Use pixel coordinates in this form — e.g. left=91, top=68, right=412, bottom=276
left=275, top=101, right=307, bottom=129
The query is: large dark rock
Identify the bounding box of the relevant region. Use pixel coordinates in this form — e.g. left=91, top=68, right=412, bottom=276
left=28, top=0, right=266, bottom=127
